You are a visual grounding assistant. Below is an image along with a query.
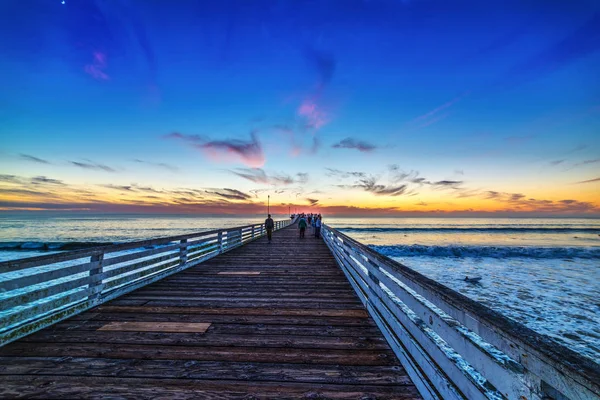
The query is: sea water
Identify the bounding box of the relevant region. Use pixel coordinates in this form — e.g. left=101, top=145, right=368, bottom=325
left=326, top=217, right=600, bottom=363
left=1, top=214, right=599, bottom=362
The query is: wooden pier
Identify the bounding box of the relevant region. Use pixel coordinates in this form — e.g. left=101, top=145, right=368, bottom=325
left=0, top=222, right=421, bottom=399
left=1, top=219, right=598, bottom=400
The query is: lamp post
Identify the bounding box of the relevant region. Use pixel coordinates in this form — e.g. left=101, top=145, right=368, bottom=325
left=267, top=195, right=270, bottom=215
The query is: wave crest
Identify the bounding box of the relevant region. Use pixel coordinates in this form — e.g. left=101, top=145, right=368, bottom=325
left=370, top=244, right=600, bottom=259
left=0, top=241, right=114, bottom=251
left=337, top=227, right=600, bottom=233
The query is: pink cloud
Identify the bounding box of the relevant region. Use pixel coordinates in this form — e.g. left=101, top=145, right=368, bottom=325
left=297, top=99, right=329, bottom=130
left=84, top=51, right=109, bottom=80
left=166, top=131, right=265, bottom=167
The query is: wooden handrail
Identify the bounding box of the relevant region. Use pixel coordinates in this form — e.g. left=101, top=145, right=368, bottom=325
left=0, top=218, right=294, bottom=347
left=322, top=224, right=599, bottom=400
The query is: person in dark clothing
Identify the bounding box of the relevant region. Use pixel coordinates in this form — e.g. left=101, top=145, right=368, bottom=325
left=265, top=214, right=274, bottom=243
left=298, top=215, right=307, bottom=238
left=314, top=215, right=322, bottom=238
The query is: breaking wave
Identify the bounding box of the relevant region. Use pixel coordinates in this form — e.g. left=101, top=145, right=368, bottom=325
left=337, top=227, right=600, bottom=234
left=370, top=244, right=600, bottom=259
left=0, top=241, right=115, bottom=252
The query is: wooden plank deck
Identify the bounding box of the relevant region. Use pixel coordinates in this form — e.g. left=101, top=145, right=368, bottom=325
left=0, top=222, right=421, bottom=399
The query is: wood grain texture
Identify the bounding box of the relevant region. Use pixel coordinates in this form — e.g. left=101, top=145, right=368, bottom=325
left=217, top=271, right=261, bottom=275
left=97, top=321, right=211, bottom=333
left=0, top=221, right=420, bottom=399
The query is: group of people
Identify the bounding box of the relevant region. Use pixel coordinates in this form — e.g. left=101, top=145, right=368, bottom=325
left=264, top=213, right=323, bottom=243
left=297, top=213, right=322, bottom=239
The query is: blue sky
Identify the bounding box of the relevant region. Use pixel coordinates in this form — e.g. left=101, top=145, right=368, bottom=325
left=0, top=0, right=599, bottom=216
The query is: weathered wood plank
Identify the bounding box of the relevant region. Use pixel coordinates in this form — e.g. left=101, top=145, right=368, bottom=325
left=0, top=357, right=411, bottom=384
left=95, top=305, right=369, bottom=318
left=21, top=331, right=389, bottom=349
left=46, top=320, right=384, bottom=337
left=69, top=312, right=377, bottom=327
left=217, top=271, right=261, bottom=275
left=0, top=342, right=398, bottom=365
left=0, top=376, right=421, bottom=400
left=97, top=321, right=211, bottom=333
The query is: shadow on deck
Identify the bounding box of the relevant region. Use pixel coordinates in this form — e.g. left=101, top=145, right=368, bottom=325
left=0, top=223, right=420, bottom=399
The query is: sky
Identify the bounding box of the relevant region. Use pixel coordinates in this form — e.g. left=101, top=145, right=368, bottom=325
left=0, top=0, right=599, bottom=217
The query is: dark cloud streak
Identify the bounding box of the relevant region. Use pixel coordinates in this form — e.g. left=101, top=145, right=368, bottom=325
left=332, top=138, right=377, bottom=152
left=70, top=160, right=116, bottom=172
left=20, top=154, right=51, bottom=164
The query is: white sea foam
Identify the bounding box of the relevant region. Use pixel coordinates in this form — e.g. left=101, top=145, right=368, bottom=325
left=371, top=244, right=600, bottom=259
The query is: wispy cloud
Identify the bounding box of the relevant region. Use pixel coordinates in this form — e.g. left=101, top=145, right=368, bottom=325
left=206, top=188, right=252, bottom=201
left=431, top=180, right=463, bottom=189
left=304, top=47, right=336, bottom=90
left=337, top=174, right=408, bottom=196
left=387, top=165, right=462, bottom=189
left=166, top=131, right=265, bottom=167
left=550, top=160, right=565, bottom=166
left=20, top=154, right=51, bottom=164
left=100, top=184, right=134, bottom=191
left=310, top=137, right=321, bottom=154
left=297, top=99, right=329, bottom=130
left=0, top=175, right=22, bottom=183
left=575, top=177, right=600, bottom=184
left=410, top=92, right=469, bottom=128
left=294, top=47, right=336, bottom=134
left=229, top=168, right=303, bottom=186
left=479, top=190, right=597, bottom=213
left=567, top=158, right=600, bottom=171
left=306, top=198, right=319, bottom=206
left=325, top=168, right=367, bottom=179
left=133, top=159, right=178, bottom=172
left=353, top=176, right=408, bottom=196
left=332, top=138, right=377, bottom=152
left=31, top=176, right=64, bottom=185
left=296, top=173, right=309, bottom=184
left=84, top=51, right=110, bottom=80
left=388, top=165, right=420, bottom=183
left=70, top=160, right=116, bottom=172
left=577, top=158, right=600, bottom=166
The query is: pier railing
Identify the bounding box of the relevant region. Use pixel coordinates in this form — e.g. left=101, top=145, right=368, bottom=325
left=322, top=225, right=599, bottom=400
left=0, top=218, right=293, bottom=347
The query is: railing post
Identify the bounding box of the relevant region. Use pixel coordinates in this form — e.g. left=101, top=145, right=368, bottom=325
left=179, top=239, right=188, bottom=266
left=89, top=253, right=104, bottom=301
left=252, top=225, right=255, bottom=239
left=218, top=231, right=224, bottom=253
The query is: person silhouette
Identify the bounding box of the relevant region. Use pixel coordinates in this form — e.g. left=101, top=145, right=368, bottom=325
left=265, top=214, right=274, bottom=243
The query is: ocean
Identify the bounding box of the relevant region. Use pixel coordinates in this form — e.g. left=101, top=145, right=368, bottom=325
left=1, top=213, right=599, bottom=362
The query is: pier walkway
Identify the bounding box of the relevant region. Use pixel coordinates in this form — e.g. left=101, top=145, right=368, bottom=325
left=0, top=223, right=421, bottom=399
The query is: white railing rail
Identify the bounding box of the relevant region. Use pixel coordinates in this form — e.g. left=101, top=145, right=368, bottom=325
left=322, top=225, right=599, bottom=400
left=0, top=218, right=294, bottom=347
